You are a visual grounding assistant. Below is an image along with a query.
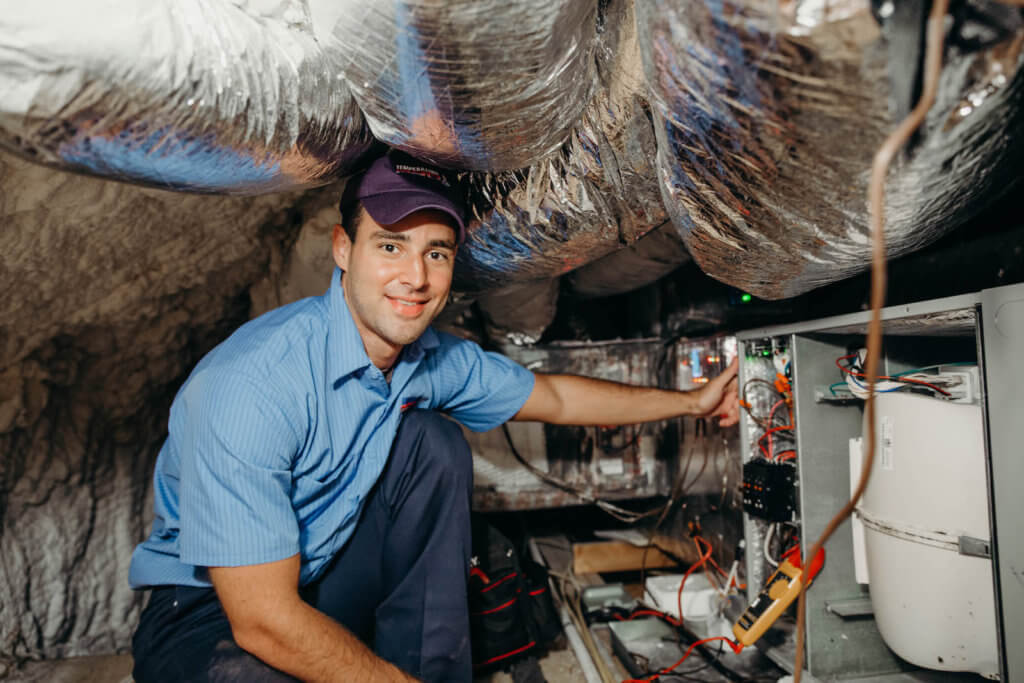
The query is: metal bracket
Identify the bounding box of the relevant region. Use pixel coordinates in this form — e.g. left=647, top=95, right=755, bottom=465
left=959, top=535, right=992, bottom=559
left=825, top=598, right=875, bottom=619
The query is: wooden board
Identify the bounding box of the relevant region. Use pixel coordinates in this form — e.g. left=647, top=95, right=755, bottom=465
left=572, top=540, right=677, bottom=575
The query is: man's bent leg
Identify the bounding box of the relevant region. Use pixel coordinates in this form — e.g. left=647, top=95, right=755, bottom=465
left=132, top=586, right=297, bottom=683
left=311, top=409, right=474, bottom=682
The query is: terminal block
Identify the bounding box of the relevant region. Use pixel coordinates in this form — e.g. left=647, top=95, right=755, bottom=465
left=742, top=459, right=796, bottom=522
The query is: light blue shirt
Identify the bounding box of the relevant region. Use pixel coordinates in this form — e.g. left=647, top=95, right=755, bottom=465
left=129, top=268, right=535, bottom=588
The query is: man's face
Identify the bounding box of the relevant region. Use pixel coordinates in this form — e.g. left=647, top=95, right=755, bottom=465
left=333, top=208, right=457, bottom=364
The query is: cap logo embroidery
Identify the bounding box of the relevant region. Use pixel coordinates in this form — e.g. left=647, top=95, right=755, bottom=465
left=395, top=163, right=450, bottom=187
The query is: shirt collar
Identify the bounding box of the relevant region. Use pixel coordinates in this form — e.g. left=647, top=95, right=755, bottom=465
left=325, top=267, right=440, bottom=385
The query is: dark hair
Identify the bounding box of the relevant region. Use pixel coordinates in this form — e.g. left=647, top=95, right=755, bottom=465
left=339, top=199, right=365, bottom=243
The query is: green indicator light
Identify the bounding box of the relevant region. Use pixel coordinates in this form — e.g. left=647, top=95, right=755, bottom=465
left=741, top=293, right=752, bottom=303
left=762, top=350, right=771, bottom=356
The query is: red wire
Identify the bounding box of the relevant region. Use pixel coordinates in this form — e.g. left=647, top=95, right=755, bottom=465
left=624, top=537, right=733, bottom=629
left=696, top=536, right=746, bottom=589
left=614, top=609, right=682, bottom=627
left=777, top=450, right=797, bottom=462
left=704, top=553, right=729, bottom=580
left=619, top=537, right=746, bottom=681
left=759, top=425, right=794, bottom=438
left=676, top=537, right=713, bottom=623
left=835, top=354, right=951, bottom=396
left=836, top=353, right=859, bottom=367
left=622, top=635, right=745, bottom=682
left=758, top=425, right=793, bottom=460
left=767, top=400, right=786, bottom=455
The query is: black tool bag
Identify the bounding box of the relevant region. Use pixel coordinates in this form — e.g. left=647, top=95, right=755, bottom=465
left=468, top=519, right=562, bottom=674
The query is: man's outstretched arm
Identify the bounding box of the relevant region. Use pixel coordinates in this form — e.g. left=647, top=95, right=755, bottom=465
left=514, top=358, right=740, bottom=427
left=209, top=556, right=415, bottom=683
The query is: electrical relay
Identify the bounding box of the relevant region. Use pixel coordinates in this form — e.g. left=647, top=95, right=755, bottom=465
left=742, top=459, right=795, bottom=522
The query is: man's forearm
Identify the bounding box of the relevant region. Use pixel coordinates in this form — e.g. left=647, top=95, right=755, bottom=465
left=519, top=374, right=701, bottom=425
left=232, top=598, right=413, bottom=683
left=209, top=555, right=414, bottom=683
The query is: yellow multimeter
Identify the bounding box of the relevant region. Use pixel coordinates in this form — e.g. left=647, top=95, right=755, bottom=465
left=732, top=545, right=825, bottom=647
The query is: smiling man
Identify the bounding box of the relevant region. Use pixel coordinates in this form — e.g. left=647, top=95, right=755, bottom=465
left=128, top=151, right=740, bottom=683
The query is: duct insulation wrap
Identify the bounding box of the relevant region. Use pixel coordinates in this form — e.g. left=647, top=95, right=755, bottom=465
left=638, top=0, right=1024, bottom=299
left=0, top=0, right=374, bottom=194
left=477, top=279, right=560, bottom=347
left=454, top=0, right=671, bottom=293
left=329, top=0, right=596, bottom=171
left=567, top=221, right=691, bottom=299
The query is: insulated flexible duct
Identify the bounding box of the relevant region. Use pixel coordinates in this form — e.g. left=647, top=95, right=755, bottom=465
left=1, top=0, right=1022, bottom=300
left=0, top=0, right=373, bottom=194
left=454, top=0, right=671, bottom=293
left=330, top=0, right=597, bottom=171
left=566, top=221, right=691, bottom=300
left=638, top=0, right=1024, bottom=299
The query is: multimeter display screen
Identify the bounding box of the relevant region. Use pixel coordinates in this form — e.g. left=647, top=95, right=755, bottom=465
left=737, top=571, right=793, bottom=630
left=737, top=594, right=770, bottom=629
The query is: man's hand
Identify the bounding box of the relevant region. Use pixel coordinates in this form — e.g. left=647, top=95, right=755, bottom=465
left=694, top=357, right=740, bottom=427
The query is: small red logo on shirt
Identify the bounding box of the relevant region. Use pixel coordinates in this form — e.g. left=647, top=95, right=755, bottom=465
left=401, top=397, right=423, bottom=412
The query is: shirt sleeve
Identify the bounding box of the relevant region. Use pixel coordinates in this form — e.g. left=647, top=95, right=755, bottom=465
left=430, top=334, right=536, bottom=432
left=176, top=368, right=302, bottom=568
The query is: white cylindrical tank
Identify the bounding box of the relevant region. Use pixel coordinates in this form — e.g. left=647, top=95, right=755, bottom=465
left=859, top=392, right=998, bottom=679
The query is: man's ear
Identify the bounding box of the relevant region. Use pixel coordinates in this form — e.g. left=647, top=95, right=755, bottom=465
left=332, top=224, right=351, bottom=272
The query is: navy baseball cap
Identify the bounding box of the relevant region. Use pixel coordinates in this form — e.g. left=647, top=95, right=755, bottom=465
left=341, top=151, right=466, bottom=243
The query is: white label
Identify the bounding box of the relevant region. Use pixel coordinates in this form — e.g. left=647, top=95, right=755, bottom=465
left=599, top=457, right=624, bottom=476
left=880, top=416, right=894, bottom=471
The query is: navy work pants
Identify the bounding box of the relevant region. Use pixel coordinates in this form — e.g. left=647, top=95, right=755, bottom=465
left=132, top=410, right=474, bottom=682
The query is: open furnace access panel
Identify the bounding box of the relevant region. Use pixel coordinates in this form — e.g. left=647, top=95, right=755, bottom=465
left=734, top=283, right=1024, bottom=682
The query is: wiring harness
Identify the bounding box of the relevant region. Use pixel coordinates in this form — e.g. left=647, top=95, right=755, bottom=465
left=831, top=350, right=961, bottom=399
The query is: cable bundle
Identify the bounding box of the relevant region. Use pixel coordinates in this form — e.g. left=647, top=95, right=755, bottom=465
left=833, top=351, right=957, bottom=399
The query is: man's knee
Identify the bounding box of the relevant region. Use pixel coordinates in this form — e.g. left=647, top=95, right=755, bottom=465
left=396, top=410, right=472, bottom=483
left=206, top=639, right=298, bottom=682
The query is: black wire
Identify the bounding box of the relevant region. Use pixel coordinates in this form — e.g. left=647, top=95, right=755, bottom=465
left=591, top=335, right=679, bottom=459
left=615, top=608, right=720, bottom=680
left=593, top=422, right=644, bottom=455
left=639, top=633, right=755, bottom=683
left=502, top=423, right=583, bottom=499
left=640, top=417, right=712, bottom=590
left=664, top=639, right=724, bottom=677
left=500, top=423, right=661, bottom=522
left=673, top=625, right=756, bottom=683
